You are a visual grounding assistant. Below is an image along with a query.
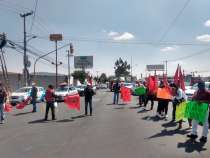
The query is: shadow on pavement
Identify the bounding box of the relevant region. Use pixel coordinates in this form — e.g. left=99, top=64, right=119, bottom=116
left=162, top=121, right=177, bottom=128
left=137, top=109, right=150, bottom=114
left=142, top=115, right=165, bottom=122
left=146, top=129, right=190, bottom=139
left=56, top=119, right=74, bottom=123
left=106, top=103, right=114, bottom=105
left=129, top=106, right=140, bottom=109
left=14, top=111, right=32, bottom=116
left=177, top=139, right=207, bottom=153
left=71, top=115, right=86, bottom=119
left=114, top=107, right=125, bottom=110
left=28, top=119, right=48, bottom=124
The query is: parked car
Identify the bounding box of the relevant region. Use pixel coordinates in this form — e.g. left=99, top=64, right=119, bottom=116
left=75, top=85, right=86, bottom=96
left=185, top=82, right=210, bottom=99
left=10, top=86, right=45, bottom=105
left=55, top=86, right=78, bottom=102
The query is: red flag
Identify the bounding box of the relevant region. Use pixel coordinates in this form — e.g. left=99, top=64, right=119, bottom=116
left=64, top=94, right=80, bottom=111
left=179, top=67, right=186, bottom=91
left=120, top=86, right=131, bottom=103
left=4, top=103, right=13, bottom=112
left=148, top=76, right=158, bottom=94
left=16, top=97, right=31, bottom=110
left=174, top=65, right=179, bottom=86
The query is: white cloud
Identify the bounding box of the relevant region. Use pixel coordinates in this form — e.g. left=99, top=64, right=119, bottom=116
left=113, top=32, right=135, bottom=41
left=196, top=34, right=210, bottom=42
left=160, top=46, right=175, bottom=52
left=204, top=20, right=210, bottom=27
left=108, top=31, right=119, bottom=37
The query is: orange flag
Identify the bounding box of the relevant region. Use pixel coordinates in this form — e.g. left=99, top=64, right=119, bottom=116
left=64, top=94, right=80, bottom=111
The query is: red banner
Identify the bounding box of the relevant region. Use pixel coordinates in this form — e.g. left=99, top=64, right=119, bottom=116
left=16, top=97, right=31, bottom=110
left=64, top=94, right=80, bottom=111
left=4, top=103, right=13, bottom=112
left=121, top=87, right=131, bottom=103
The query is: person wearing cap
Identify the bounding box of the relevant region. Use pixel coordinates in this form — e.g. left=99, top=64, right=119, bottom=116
left=84, top=83, right=95, bottom=116
left=187, top=81, right=210, bottom=143
left=0, top=82, right=7, bottom=124
left=30, top=82, right=38, bottom=113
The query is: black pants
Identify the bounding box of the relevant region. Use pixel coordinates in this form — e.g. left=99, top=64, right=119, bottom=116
left=45, top=102, right=55, bottom=120
left=157, top=99, right=169, bottom=115
left=144, top=94, right=154, bottom=109
left=139, top=95, right=146, bottom=106
left=172, top=99, right=180, bottom=120
left=85, top=99, right=92, bottom=115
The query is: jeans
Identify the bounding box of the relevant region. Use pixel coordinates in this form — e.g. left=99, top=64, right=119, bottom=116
left=45, top=102, right=55, bottom=120
left=85, top=99, right=92, bottom=115
left=192, top=108, right=209, bottom=137
left=113, top=92, right=119, bottom=104
left=0, top=103, right=5, bottom=121
left=31, top=98, right=37, bottom=112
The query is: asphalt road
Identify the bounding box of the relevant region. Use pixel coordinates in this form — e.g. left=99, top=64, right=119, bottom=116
left=0, top=90, right=209, bottom=158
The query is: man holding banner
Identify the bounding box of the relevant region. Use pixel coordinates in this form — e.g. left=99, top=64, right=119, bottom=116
left=187, top=81, right=210, bottom=143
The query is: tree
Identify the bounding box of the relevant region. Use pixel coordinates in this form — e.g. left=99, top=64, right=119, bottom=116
left=114, top=58, right=130, bottom=78
left=71, top=70, right=87, bottom=84
left=99, top=73, right=108, bottom=83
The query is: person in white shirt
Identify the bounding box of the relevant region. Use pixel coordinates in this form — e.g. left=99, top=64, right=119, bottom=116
left=171, top=84, right=192, bottom=129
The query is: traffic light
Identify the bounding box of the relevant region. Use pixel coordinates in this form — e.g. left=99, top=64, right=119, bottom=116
left=0, top=33, right=7, bottom=49
left=70, top=43, right=74, bottom=55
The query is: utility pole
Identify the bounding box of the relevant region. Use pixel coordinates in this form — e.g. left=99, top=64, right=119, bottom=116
left=20, top=11, right=33, bottom=86
left=163, top=60, right=168, bottom=76
left=50, top=34, right=63, bottom=88
left=131, top=56, right=133, bottom=81
left=67, top=43, right=74, bottom=87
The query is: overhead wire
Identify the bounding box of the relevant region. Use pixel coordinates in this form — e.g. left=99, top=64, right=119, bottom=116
left=29, top=0, right=38, bottom=34
left=159, top=0, right=192, bottom=42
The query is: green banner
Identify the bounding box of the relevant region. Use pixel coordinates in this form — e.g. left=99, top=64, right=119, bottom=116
left=135, top=87, right=146, bottom=95
left=176, top=101, right=187, bottom=122
left=184, top=101, right=209, bottom=124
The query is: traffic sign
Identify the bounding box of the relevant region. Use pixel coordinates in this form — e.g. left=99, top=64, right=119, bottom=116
left=74, top=56, right=93, bottom=69
left=49, top=34, right=63, bottom=41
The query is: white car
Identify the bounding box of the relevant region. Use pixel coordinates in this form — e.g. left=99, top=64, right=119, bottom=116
left=10, top=87, right=45, bottom=105
left=55, top=86, right=78, bottom=101
left=185, top=82, right=210, bottom=99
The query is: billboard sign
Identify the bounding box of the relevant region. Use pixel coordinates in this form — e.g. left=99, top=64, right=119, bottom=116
left=49, top=34, right=63, bottom=41
left=74, top=56, right=93, bottom=69
left=146, top=64, right=164, bottom=71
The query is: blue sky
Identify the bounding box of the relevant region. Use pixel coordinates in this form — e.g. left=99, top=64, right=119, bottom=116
left=1, top=0, right=210, bottom=78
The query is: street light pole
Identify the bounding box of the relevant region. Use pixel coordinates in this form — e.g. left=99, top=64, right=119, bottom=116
left=20, top=11, right=33, bottom=86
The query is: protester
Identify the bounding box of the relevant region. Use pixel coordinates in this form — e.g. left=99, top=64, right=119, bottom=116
left=44, top=85, right=56, bottom=121
left=144, top=83, right=156, bottom=110
left=30, top=82, right=38, bottom=113
left=187, top=81, right=210, bottom=143
left=84, top=83, right=95, bottom=116
left=113, top=81, right=121, bottom=104
left=156, top=81, right=170, bottom=119
left=135, top=81, right=146, bottom=107
left=171, top=84, right=192, bottom=129
left=0, top=82, right=7, bottom=124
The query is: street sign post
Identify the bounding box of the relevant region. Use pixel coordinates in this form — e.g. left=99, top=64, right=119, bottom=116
left=74, top=56, right=93, bottom=69
left=49, top=34, right=63, bottom=88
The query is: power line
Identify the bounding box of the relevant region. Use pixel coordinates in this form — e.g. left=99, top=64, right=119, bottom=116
left=30, top=0, right=39, bottom=33
left=159, top=0, right=191, bottom=42
left=167, top=47, right=210, bottom=62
